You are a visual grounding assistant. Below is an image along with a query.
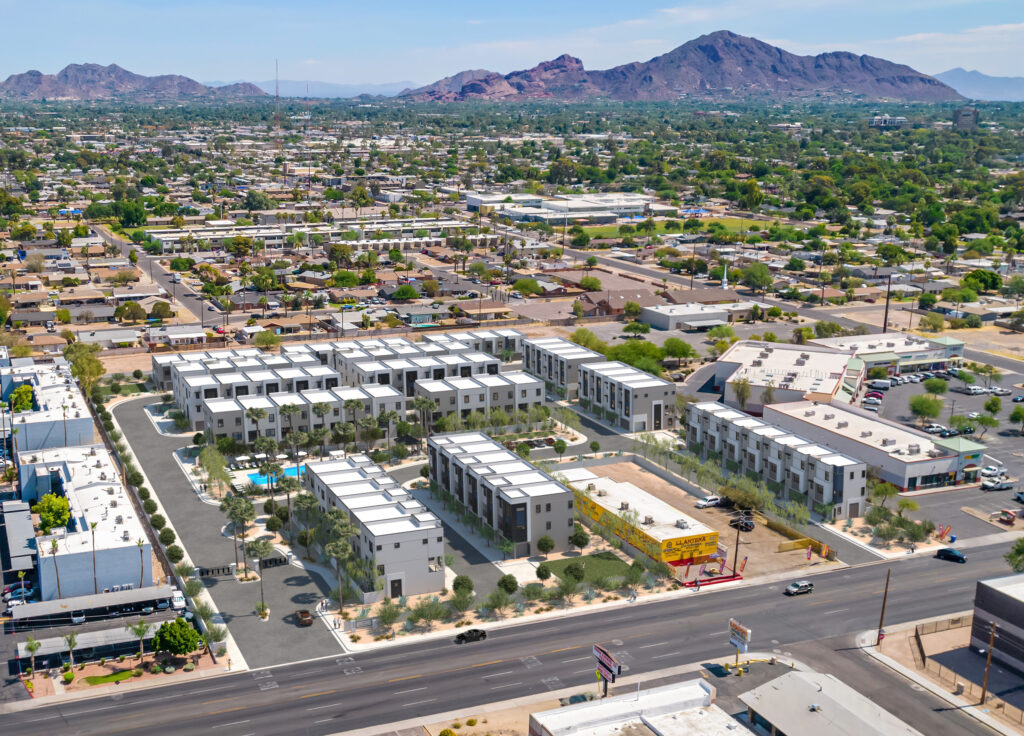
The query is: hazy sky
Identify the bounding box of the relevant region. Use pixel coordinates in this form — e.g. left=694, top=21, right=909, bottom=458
left=0, top=0, right=1021, bottom=84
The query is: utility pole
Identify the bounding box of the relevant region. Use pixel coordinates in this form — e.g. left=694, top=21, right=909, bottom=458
left=732, top=518, right=742, bottom=576
left=876, top=569, right=891, bottom=646
left=981, top=621, right=997, bottom=704
left=882, top=272, right=894, bottom=333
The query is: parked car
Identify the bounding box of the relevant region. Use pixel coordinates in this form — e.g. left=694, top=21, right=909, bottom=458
left=3, top=598, right=27, bottom=615
left=455, top=628, right=487, bottom=644
left=784, top=580, right=814, bottom=596
left=993, top=388, right=1012, bottom=396
left=1014, top=491, right=1024, bottom=505
left=729, top=518, right=755, bottom=532
left=981, top=466, right=1004, bottom=477
left=939, top=428, right=960, bottom=438
left=1013, top=395, right=1024, bottom=403
left=696, top=495, right=721, bottom=509
left=923, top=424, right=946, bottom=434
left=864, top=391, right=884, bottom=399
left=71, top=610, right=86, bottom=624
left=296, top=610, right=314, bottom=626
left=170, top=589, right=186, bottom=611
left=981, top=479, right=1014, bottom=491
left=864, top=405, right=880, bottom=413
left=2, top=580, right=32, bottom=595
left=960, top=425, right=976, bottom=435
left=967, top=412, right=982, bottom=419
left=935, top=548, right=967, bottom=563
left=3, top=586, right=34, bottom=602
left=966, top=385, right=987, bottom=395
left=908, top=374, right=922, bottom=383
left=863, top=397, right=882, bottom=406
left=544, top=437, right=555, bottom=446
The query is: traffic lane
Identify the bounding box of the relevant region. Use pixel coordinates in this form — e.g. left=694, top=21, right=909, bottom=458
left=5, top=542, right=1015, bottom=735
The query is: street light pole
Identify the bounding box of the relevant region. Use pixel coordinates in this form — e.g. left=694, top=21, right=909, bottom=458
left=876, top=569, right=891, bottom=646
left=882, top=272, right=894, bottom=333
left=981, top=621, right=997, bottom=704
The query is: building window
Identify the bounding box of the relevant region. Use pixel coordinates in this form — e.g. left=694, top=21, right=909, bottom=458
left=546, top=521, right=551, bottom=530
left=568, top=518, right=573, bottom=527
left=422, top=538, right=428, bottom=544
left=536, top=504, right=541, bottom=513
left=376, top=545, right=382, bottom=551
left=394, top=542, right=400, bottom=549
left=568, top=500, right=573, bottom=509
left=437, top=536, right=443, bottom=542
left=545, top=503, right=551, bottom=512
left=377, top=565, right=384, bottom=575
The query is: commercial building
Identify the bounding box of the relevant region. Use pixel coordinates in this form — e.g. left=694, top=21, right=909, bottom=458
left=303, top=455, right=443, bottom=598
left=18, top=444, right=153, bottom=601
left=428, top=433, right=575, bottom=557
left=640, top=302, right=759, bottom=330
left=971, top=574, right=1024, bottom=675
left=0, top=358, right=95, bottom=453
left=687, top=402, right=867, bottom=519
left=413, top=372, right=543, bottom=421
left=578, top=361, right=676, bottom=432
left=522, top=337, right=605, bottom=398
left=808, top=332, right=964, bottom=376
left=529, top=679, right=734, bottom=736
left=764, top=400, right=986, bottom=492
left=202, top=384, right=404, bottom=446
left=739, top=671, right=924, bottom=736
left=560, top=468, right=719, bottom=567
left=709, top=341, right=863, bottom=415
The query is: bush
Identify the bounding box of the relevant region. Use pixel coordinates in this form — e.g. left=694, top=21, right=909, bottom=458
left=159, top=528, right=176, bottom=546
left=132, top=668, right=143, bottom=677
left=150, top=513, right=166, bottom=530
left=536, top=563, right=552, bottom=581
left=143, top=499, right=158, bottom=514
left=497, top=574, right=519, bottom=595
left=133, top=369, right=144, bottom=380
left=166, top=545, right=184, bottom=564
left=440, top=730, right=456, bottom=736
left=62, top=662, right=71, bottom=672
left=274, top=506, right=289, bottom=522
left=564, top=562, right=585, bottom=583
left=163, top=665, right=175, bottom=674
left=126, top=469, right=144, bottom=487
left=150, top=663, right=163, bottom=675
left=265, top=515, right=282, bottom=532
left=137, top=487, right=150, bottom=501
left=183, top=662, right=195, bottom=672
left=119, top=655, right=126, bottom=663
left=263, top=499, right=277, bottom=515
left=63, top=671, right=74, bottom=684
left=184, top=578, right=203, bottom=598
left=452, top=574, right=473, bottom=594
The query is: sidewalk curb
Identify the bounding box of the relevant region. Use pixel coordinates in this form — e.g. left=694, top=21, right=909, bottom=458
left=857, top=628, right=1019, bottom=736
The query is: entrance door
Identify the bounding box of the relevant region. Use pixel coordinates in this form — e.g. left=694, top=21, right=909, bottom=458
left=390, top=578, right=403, bottom=598
left=654, top=403, right=663, bottom=430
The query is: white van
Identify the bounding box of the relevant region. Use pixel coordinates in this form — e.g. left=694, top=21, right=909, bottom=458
left=867, top=379, right=892, bottom=390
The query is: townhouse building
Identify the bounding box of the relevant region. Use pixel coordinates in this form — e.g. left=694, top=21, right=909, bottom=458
left=428, top=433, right=575, bottom=557
left=0, top=358, right=94, bottom=453
left=303, top=455, right=444, bottom=598
left=577, top=361, right=676, bottom=432
left=687, top=401, right=867, bottom=519
left=522, top=337, right=605, bottom=398
left=413, top=372, right=543, bottom=421
left=421, top=329, right=525, bottom=359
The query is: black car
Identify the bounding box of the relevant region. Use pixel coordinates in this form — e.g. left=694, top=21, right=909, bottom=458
left=936, top=548, right=967, bottom=563
left=939, top=429, right=961, bottom=438
left=960, top=425, right=975, bottom=434
left=729, top=518, right=755, bottom=532
left=455, top=628, right=487, bottom=644
left=1013, top=395, right=1024, bottom=403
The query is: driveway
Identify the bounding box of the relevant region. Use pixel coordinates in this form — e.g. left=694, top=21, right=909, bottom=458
left=112, top=397, right=341, bottom=667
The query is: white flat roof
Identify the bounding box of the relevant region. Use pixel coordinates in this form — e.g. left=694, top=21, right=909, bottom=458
left=718, top=341, right=851, bottom=393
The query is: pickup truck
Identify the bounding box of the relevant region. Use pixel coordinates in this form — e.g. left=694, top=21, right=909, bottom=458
left=982, top=478, right=1014, bottom=491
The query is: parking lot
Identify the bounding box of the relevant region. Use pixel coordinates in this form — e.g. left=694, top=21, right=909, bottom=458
left=875, top=369, right=1024, bottom=538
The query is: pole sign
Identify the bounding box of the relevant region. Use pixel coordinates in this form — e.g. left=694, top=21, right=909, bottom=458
left=729, top=618, right=751, bottom=653
left=593, top=644, right=621, bottom=683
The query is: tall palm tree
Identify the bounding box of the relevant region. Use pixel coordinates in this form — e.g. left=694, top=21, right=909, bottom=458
left=325, top=539, right=352, bottom=614
left=377, top=410, right=399, bottom=454
left=64, top=631, right=78, bottom=668
left=24, top=636, right=40, bottom=678
left=126, top=619, right=152, bottom=664
left=358, top=415, right=377, bottom=452
left=293, top=493, right=320, bottom=559
left=411, top=396, right=437, bottom=454
left=50, top=539, right=62, bottom=599
left=245, top=406, right=268, bottom=446
left=90, top=521, right=99, bottom=594
left=343, top=399, right=364, bottom=433
left=311, top=402, right=331, bottom=437
left=245, top=538, right=275, bottom=616
left=137, top=538, right=145, bottom=588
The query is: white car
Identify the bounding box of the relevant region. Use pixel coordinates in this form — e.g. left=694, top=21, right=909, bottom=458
left=924, top=424, right=945, bottom=434
left=863, top=397, right=882, bottom=406
left=696, top=495, right=721, bottom=509
left=993, top=388, right=1012, bottom=396
left=981, top=466, right=1004, bottom=477
left=967, top=412, right=982, bottom=419
left=908, top=375, right=923, bottom=383
left=171, top=589, right=186, bottom=611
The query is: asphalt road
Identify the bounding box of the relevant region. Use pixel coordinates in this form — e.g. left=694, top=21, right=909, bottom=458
left=2, top=539, right=1012, bottom=736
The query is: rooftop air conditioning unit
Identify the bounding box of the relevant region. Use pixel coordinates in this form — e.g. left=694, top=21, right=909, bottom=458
left=800, top=353, right=810, bottom=360
left=675, top=519, right=690, bottom=529
left=882, top=438, right=896, bottom=447
left=620, top=501, right=630, bottom=511
left=112, top=585, right=121, bottom=592
left=115, top=514, right=123, bottom=524
left=795, top=359, right=806, bottom=366
left=122, top=530, right=130, bottom=542
left=110, top=499, right=117, bottom=507
left=861, top=430, right=872, bottom=438
left=804, top=409, right=816, bottom=417
left=837, top=421, right=848, bottom=429
left=106, top=487, right=114, bottom=495
left=824, top=413, right=834, bottom=420
left=597, top=490, right=607, bottom=496
left=907, top=444, right=920, bottom=454
left=643, top=515, right=655, bottom=525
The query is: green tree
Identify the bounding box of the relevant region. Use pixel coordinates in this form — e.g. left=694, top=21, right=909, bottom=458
left=513, top=278, right=542, bottom=296
left=375, top=598, right=402, bottom=636
left=623, top=321, right=650, bottom=336
left=497, top=574, right=519, bottom=595
left=24, top=636, right=41, bottom=678
left=9, top=384, right=34, bottom=412
left=1006, top=538, right=1024, bottom=573
left=126, top=619, right=153, bottom=663
left=536, top=535, right=555, bottom=558
left=32, top=493, right=70, bottom=534
left=1010, top=405, right=1024, bottom=435
left=908, top=395, right=942, bottom=423
left=391, top=284, right=419, bottom=300
left=732, top=377, right=751, bottom=411
left=662, top=337, right=697, bottom=367
left=923, top=378, right=948, bottom=397
left=570, top=524, right=590, bottom=551
left=253, top=330, right=282, bottom=350
left=553, top=438, right=567, bottom=461
left=740, top=263, right=773, bottom=295
left=151, top=617, right=200, bottom=657
left=578, top=276, right=602, bottom=291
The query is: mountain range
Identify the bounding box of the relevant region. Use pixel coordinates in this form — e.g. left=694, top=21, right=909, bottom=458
left=0, top=64, right=265, bottom=100
left=935, top=68, right=1024, bottom=101
left=400, top=30, right=960, bottom=103
left=206, top=79, right=415, bottom=98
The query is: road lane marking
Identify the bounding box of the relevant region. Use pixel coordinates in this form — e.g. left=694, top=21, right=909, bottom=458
left=823, top=608, right=849, bottom=615
left=300, top=689, right=340, bottom=699
left=393, top=687, right=428, bottom=695
left=402, top=699, right=438, bottom=707
left=638, top=642, right=667, bottom=648
left=492, top=682, right=521, bottom=689
left=211, top=720, right=250, bottom=729
left=484, top=670, right=515, bottom=678
left=307, top=702, right=346, bottom=711
left=651, top=651, right=682, bottom=660
left=315, top=718, right=334, bottom=724
left=65, top=705, right=119, bottom=716
left=574, top=668, right=595, bottom=674
left=562, top=656, right=590, bottom=663
left=205, top=706, right=247, bottom=716
left=389, top=674, right=424, bottom=683
left=472, top=660, right=504, bottom=667
left=547, top=646, right=579, bottom=654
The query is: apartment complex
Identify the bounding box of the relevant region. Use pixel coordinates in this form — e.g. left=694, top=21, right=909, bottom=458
left=0, top=358, right=95, bottom=452
left=578, top=361, right=677, bottom=432
left=421, top=328, right=525, bottom=359
left=413, top=372, right=543, bottom=421
left=202, top=384, right=404, bottom=446
left=710, top=341, right=864, bottom=414
left=687, top=402, right=867, bottom=519
left=428, top=433, right=575, bottom=557
left=764, top=401, right=985, bottom=491
left=152, top=347, right=263, bottom=389
left=522, top=337, right=605, bottom=398
left=18, top=444, right=153, bottom=601
left=303, top=455, right=444, bottom=598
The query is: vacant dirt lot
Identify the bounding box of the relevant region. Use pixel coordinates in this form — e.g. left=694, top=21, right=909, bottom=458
left=590, top=462, right=838, bottom=579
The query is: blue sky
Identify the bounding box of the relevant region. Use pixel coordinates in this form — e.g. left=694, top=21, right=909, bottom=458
left=0, top=0, right=1021, bottom=84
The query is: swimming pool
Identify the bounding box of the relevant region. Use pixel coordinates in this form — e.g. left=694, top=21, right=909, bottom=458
left=247, top=465, right=305, bottom=486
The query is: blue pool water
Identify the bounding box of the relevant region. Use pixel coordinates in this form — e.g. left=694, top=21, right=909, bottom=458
left=247, top=465, right=304, bottom=485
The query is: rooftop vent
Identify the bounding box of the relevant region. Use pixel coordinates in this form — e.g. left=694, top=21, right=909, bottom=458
left=115, top=514, right=123, bottom=524
left=804, top=409, right=816, bottom=417
left=643, top=515, right=655, bottom=525
left=907, top=444, right=920, bottom=455
left=675, top=519, right=690, bottom=529
left=122, top=530, right=130, bottom=542
left=619, top=501, right=630, bottom=511
left=824, top=413, right=835, bottom=420
left=837, top=420, right=848, bottom=429
left=881, top=438, right=896, bottom=447
left=861, top=430, right=872, bottom=438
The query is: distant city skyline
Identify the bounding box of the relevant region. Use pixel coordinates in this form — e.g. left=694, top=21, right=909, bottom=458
left=0, top=0, right=1020, bottom=86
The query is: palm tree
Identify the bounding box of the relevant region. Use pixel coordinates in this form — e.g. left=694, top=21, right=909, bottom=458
left=308, top=426, right=329, bottom=459
left=50, top=539, right=62, bottom=599
left=343, top=398, right=364, bottom=433
left=90, top=521, right=99, bottom=594
left=293, top=493, right=321, bottom=559
left=311, top=402, right=331, bottom=452
left=137, top=538, right=145, bottom=588
left=64, top=630, right=78, bottom=668
left=358, top=415, right=378, bottom=452
left=24, top=636, right=40, bottom=678
left=411, top=396, right=437, bottom=453
left=332, top=422, right=355, bottom=457
left=245, top=538, right=276, bottom=616
left=245, top=406, right=268, bottom=446
left=324, top=539, right=352, bottom=614
left=220, top=496, right=245, bottom=572
left=276, top=476, right=301, bottom=541
left=126, top=619, right=152, bottom=663
left=377, top=409, right=399, bottom=452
